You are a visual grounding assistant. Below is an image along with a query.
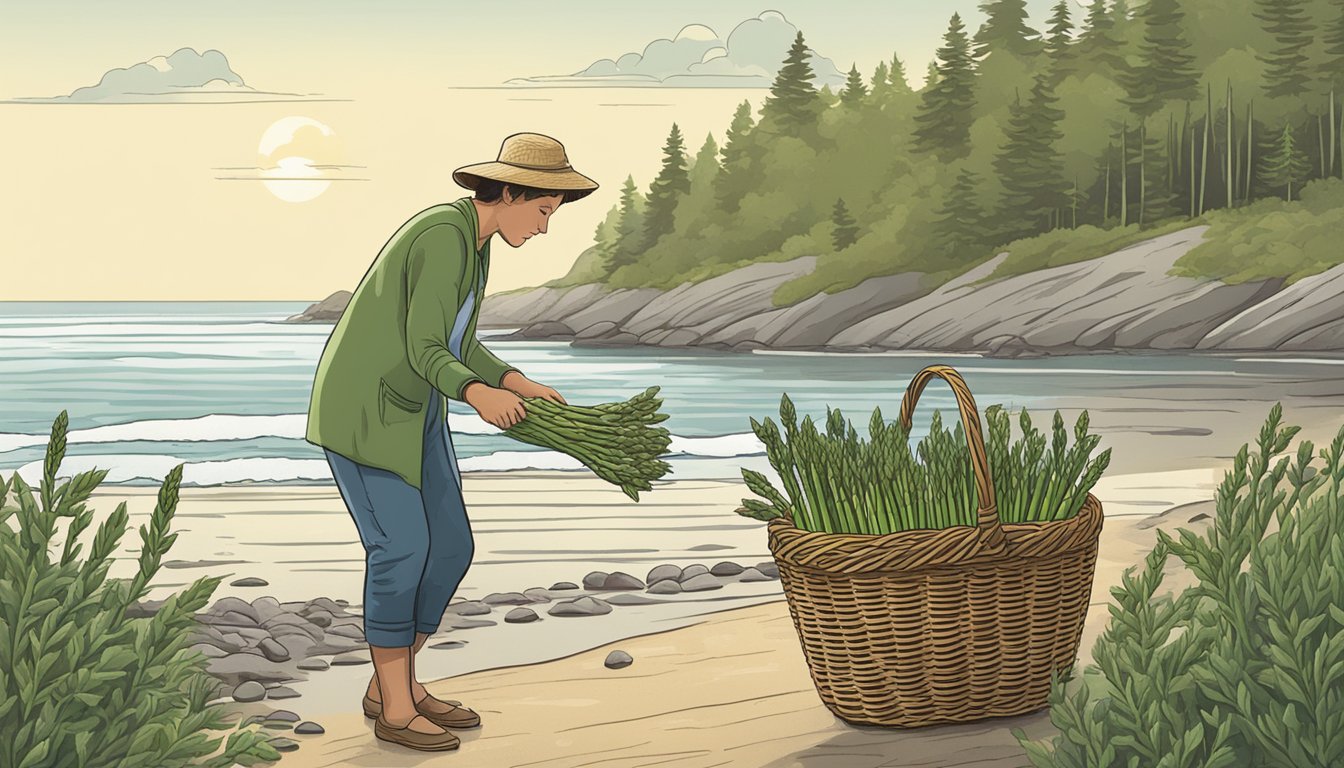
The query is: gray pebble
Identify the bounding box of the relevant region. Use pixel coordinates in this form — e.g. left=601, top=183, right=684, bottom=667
left=582, top=571, right=609, bottom=590
left=755, top=561, right=780, bottom=578
left=483, top=591, right=532, bottom=605
left=232, top=681, right=267, bottom=703
left=549, top=581, right=579, bottom=591
left=648, top=579, right=683, bottom=595
left=267, top=686, right=301, bottom=700
left=330, top=652, right=370, bottom=666
left=523, top=587, right=552, bottom=603
left=230, top=577, right=269, bottom=587
left=710, top=561, right=745, bottom=576
left=602, top=571, right=645, bottom=590
left=679, top=564, right=710, bottom=581
left=448, top=601, right=492, bottom=616
left=267, top=737, right=299, bottom=752
left=605, top=650, right=634, bottom=669
left=646, top=564, right=683, bottom=585
left=430, top=640, right=467, bottom=650
left=548, top=596, right=613, bottom=617
left=258, top=638, right=290, bottom=663
left=266, top=709, right=301, bottom=723
left=505, top=607, right=540, bottom=623
left=294, top=721, right=325, bottom=735
left=680, top=573, right=724, bottom=592
left=296, top=659, right=329, bottom=671
left=738, top=567, right=773, bottom=582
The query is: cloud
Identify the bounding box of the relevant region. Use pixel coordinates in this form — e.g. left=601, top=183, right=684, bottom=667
left=7, top=48, right=340, bottom=104
left=505, top=11, right=847, bottom=89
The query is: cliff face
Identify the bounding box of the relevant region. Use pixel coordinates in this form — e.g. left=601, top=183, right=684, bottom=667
left=290, top=226, right=1344, bottom=356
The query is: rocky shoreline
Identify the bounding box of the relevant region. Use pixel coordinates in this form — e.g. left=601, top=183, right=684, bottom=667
left=132, top=559, right=781, bottom=756
left=287, top=226, right=1344, bottom=357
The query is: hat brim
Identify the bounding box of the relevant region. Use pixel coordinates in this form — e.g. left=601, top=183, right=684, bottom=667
left=453, top=162, right=599, bottom=201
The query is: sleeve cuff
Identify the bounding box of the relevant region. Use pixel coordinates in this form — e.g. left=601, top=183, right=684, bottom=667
left=455, top=375, right=487, bottom=402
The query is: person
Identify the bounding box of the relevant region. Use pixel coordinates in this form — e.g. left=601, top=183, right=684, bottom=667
left=304, top=132, right=598, bottom=751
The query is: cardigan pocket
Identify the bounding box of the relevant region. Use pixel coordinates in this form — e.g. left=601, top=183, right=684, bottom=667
left=379, top=378, right=424, bottom=423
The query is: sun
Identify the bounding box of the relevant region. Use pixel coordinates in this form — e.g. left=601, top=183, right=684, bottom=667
left=258, top=117, right=340, bottom=203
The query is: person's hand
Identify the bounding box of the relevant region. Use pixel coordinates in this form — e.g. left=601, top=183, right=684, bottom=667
left=500, top=371, right=567, bottom=405
left=464, top=382, right=527, bottom=429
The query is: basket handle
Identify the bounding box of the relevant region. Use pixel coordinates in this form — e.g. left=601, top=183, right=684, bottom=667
left=897, top=364, right=1001, bottom=534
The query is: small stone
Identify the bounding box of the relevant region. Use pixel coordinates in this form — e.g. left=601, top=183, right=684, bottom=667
left=1189, top=513, right=1211, bottom=523
left=755, top=561, right=780, bottom=578
left=646, top=564, right=682, bottom=585
left=304, top=610, right=333, bottom=628
left=266, top=709, right=301, bottom=723
left=334, top=599, right=349, bottom=606
left=548, top=596, right=613, bottom=617
left=330, top=652, right=370, bottom=666
left=602, top=571, right=645, bottom=590
left=448, top=601, right=492, bottom=616
left=549, top=581, right=579, bottom=591
left=605, top=650, right=634, bottom=669
left=232, top=681, right=267, bottom=703
left=326, top=624, right=365, bottom=640
left=267, top=686, right=301, bottom=700
left=483, top=592, right=532, bottom=606
left=208, top=597, right=260, bottom=622
left=648, top=579, right=683, bottom=595
left=680, top=573, right=724, bottom=592
left=449, top=618, right=496, bottom=630
left=297, top=659, right=329, bottom=671
left=582, top=571, right=609, bottom=590
left=523, top=587, right=552, bottom=603
left=505, top=607, right=539, bottom=623
left=267, top=737, right=300, bottom=752
left=430, top=640, right=467, bottom=650
left=231, top=577, right=269, bottom=587
left=258, top=638, right=290, bottom=663
left=189, top=642, right=229, bottom=659
left=295, top=721, right=325, bottom=735
left=679, top=564, right=710, bottom=581
left=710, top=561, right=744, bottom=576
left=738, top=567, right=772, bottom=583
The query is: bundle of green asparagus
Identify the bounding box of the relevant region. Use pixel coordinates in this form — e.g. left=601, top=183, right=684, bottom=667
left=502, top=386, right=673, bottom=501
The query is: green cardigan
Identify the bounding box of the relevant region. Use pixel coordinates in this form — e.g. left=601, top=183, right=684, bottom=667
left=304, top=197, right=518, bottom=489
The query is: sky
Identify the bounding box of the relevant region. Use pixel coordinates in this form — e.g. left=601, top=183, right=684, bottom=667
left=0, top=1, right=1063, bottom=301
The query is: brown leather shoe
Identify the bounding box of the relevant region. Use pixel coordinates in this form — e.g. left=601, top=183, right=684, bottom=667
left=364, top=693, right=482, bottom=729
left=373, top=714, right=461, bottom=751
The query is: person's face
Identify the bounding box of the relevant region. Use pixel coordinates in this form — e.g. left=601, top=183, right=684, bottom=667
left=497, top=189, right=563, bottom=247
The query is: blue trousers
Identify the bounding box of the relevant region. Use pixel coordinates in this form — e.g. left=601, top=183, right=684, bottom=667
left=324, top=389, right=474, bottom=647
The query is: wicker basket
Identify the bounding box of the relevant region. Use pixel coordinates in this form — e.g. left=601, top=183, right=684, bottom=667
left=765, top=364, right=1104, bottom=728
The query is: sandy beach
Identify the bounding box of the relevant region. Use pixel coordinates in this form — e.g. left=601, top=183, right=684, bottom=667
left=88, top=453, right=1257, bottom=768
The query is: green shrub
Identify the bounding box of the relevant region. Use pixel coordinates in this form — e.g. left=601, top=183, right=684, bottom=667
left=1017, top=404, right=1344, bottom=767
left=737, top=394, right=1110, bottom=534
left=0, top=412, right=281, bottom=768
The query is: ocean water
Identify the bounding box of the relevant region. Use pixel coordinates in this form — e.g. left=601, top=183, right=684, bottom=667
left=2, top=301, right=1342, bottom=488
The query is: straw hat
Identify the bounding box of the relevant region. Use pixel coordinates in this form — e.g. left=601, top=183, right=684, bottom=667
left=452, top=132, right=598, bottom=200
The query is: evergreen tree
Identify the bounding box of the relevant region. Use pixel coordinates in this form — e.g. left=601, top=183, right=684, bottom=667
left=933, top=167, right=990, bottom=259
left=973, top=0, right=1042, bottom=58
left=1260, top=120, right=1311, bottom=199
left=1121, top=0, right=1199, bottom=118
left=715, top=101, right=756, bottom=213
left=641, top=124, right=691, bottom=252
left=914, top=14, right=978, bottom=160
left=925, top=60, right=941, bottom=89
left=840, top=64, right=868, bottom=106
left=1044, top=0, right=1076, bottom=79
left=690, top=133, right=720, bottom=191
left=608, top=176, right=644, bottom=271
left=1078, top=0, right=1125, bottom=72
left=993, top=73, right=1068, bottom=240
left=760, top=31, right=820, bottom=132
left=831, top=198, right=859, bottom=251
left=1320, top=0, right=1344, bottom=91
left=887, top=54, right=913, bottom=95
left=1254, top=0, right=1314, bottom=99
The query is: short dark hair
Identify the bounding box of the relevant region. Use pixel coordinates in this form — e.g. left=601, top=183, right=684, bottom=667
left=472, top=178, right=582, bottom=204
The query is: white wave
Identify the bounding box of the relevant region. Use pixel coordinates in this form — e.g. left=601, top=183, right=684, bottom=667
left=752, top=349, right=985, bottom=358
left=0, top=314, right=294, bottom=326
left=15, top=454, right=333, bottom=486
left=668, top=432, right=765, bottom=457
left=1235, top=357, right=1344, bottom=366
left=0, top=323, right=329, bottom=337
left=112, top=357, right=305, bottom=368
left=0, top=411, right=508, bottom=453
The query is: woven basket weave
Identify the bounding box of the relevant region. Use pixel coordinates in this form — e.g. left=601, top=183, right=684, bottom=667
left=765, top=364, right=1104, bottom=728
